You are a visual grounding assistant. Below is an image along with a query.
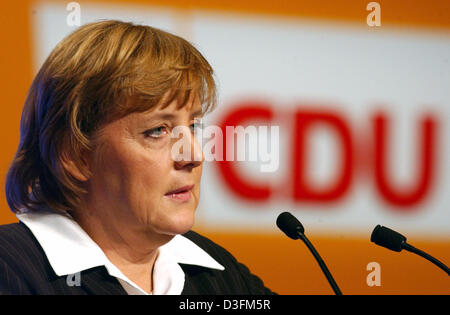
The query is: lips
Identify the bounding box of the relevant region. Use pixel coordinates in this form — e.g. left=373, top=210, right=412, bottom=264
left=165, top=184, right=194, bottom=196
left=164, top=184, right=194, bottom=202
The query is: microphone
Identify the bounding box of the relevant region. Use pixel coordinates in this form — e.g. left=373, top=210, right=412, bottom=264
left=276, top=212, right=343, bottom=295
left=371, top=225, right=449, bottom=276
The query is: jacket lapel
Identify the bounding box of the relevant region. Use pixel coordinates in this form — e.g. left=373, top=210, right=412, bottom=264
left=80, top=266, right=128, bottom=295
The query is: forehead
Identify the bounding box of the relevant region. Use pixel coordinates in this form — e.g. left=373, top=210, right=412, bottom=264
left=141, top=93, right=203, bottom=120
left=118, top=94, right=203, bottom=131
left=92, top=96, right=201, bottom=150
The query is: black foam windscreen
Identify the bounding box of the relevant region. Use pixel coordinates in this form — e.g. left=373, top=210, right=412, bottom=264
left=276, top=212, right=305, bottom=240
left=371, top=225, right=407, bottom=252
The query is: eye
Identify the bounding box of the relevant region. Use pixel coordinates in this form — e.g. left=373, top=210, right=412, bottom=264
left=190, top=120, right=204, bottom=132
left=144, top=126, right=169, bottom=139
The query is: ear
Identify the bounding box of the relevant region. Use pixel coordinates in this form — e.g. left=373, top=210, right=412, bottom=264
left=61, top=151, right=91, bottom=182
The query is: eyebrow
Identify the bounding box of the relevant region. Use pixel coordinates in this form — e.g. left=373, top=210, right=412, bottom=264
left=148, top=108, right=204, bottom=121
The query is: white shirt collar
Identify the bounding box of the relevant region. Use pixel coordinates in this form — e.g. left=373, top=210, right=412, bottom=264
left=17, top=210, right=224, bottom=295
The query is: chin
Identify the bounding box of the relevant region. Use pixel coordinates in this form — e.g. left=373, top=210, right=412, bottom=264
left=156, top=209, right=196, bottom=236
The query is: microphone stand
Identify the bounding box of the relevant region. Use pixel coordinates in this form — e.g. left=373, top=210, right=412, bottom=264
left=297, top=231, right=343, bottom=295
left=402, top=243, right=450, bottom=276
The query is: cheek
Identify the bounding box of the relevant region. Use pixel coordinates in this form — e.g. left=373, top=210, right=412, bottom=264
left=195, top=164, right=203, bottom=187
left=92, top=140, right=170, bottom=200
left=124, top=149, right=171, bottom=197
left=89, top=143, right=125, bottom=196
left=191, top=167, right=203, bottom=200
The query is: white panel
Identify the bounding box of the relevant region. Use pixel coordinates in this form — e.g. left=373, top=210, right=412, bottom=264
left=32, top=2, right=450, bottom=238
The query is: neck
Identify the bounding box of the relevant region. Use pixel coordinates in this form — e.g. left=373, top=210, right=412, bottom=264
left=72, top=206, right=173, bottom=294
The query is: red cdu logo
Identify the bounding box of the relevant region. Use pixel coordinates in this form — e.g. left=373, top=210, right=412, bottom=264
left=214, top=101, right=438, bottom=211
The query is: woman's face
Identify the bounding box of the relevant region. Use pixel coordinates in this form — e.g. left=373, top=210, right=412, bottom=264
left=84, top=95, right=205, bottom=238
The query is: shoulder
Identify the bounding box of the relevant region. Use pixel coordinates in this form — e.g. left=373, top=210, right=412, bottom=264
left=182, top=230, right=276, bottom=295
left=0, top=222, right=39, bottom=259
left=0, top=222, right=53, bottom=294
left=182, top=230, right=249, bottom=274
left=0, top=222, right=52, bottom=278
left=182, top=230, right=233, bottom=260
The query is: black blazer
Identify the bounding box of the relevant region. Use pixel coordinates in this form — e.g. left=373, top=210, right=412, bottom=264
left=0, top=222, right=275, bottom=295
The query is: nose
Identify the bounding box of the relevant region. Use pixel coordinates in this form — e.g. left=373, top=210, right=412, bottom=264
left=172, top=125, right=204, bottom=170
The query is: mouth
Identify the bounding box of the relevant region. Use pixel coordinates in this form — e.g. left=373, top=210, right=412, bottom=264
left=164, top=184, right=194, bottom=202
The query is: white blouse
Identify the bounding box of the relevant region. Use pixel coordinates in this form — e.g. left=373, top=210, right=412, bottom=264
left=17, top=210, right=224, bottom=295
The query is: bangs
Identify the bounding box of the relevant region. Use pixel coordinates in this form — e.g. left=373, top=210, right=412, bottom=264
left=126, top=68, right=214, bottom=117
left=103, top=25, right=217, bottom=124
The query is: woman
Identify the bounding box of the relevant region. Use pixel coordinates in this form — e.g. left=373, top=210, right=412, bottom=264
left=0, top=20, right=274, bottom=295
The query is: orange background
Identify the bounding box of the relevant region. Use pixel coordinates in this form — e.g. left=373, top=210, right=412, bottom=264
left=0, top=0, right=449, bottom=294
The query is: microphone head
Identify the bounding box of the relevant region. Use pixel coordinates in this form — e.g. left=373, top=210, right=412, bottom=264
left=371, top=225, right=407, bottom=252
left=276, top=212, right=305, bottom=240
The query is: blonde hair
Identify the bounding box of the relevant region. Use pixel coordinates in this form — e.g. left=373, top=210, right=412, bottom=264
left=5, top=20, right=217, bottom=214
